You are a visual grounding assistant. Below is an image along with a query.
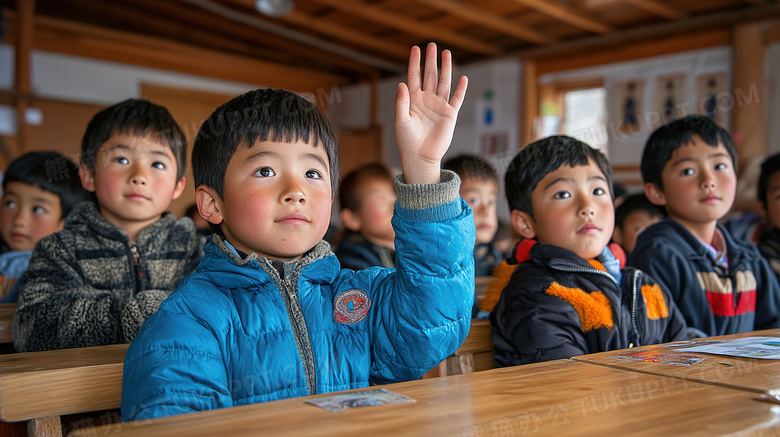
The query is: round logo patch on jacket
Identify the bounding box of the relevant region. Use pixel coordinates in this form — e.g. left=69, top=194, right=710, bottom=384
left=334, top=289, right=371, bottom=324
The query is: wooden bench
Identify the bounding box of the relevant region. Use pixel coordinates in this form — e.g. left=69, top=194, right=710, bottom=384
left=0, top=303, right=15, bottom=344
left=444, top=318, right=494, bottom=375
left=0, top=343, right=128, bottom=437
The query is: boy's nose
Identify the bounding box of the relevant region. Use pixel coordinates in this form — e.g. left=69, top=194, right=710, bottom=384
left=131, top=178, right=147, bottom=185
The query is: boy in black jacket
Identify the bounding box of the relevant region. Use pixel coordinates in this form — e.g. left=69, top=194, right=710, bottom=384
left=491, top=135, right=687, bottom=366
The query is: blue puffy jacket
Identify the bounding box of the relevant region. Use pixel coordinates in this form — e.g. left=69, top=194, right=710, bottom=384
left=122, top=172, right=475, bottom=421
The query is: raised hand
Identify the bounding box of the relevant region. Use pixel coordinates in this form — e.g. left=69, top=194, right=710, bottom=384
left=395, top=42, right=468, bottom=184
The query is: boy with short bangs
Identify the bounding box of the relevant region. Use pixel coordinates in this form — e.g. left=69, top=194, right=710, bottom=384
left=13, top=99, right=204, bottom=352
left=334, top=162, right=397, bottom=270
left=121, top=43, right=474, bottom=421
left=628, top=115, right=780, bottom=337
left=757, top=153, right=780, bottom=280
left=0, top=151, right=86, bottom=302
left=491, top=135, right=686, bottom=366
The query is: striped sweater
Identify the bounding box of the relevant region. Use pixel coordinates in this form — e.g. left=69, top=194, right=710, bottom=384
left=13, top=202, right=204, bottom=352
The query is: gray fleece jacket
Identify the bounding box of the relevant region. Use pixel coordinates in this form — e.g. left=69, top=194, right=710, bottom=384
left=13, top=201, right=204, bottom=352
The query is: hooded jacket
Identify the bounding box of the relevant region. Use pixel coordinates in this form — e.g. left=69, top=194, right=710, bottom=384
left=13, top=201, right=204, bottom=351
left=628, top=219, right=780, bottom=336
left=121, top=171, right=475, bottom=421
left=491, top=241, right=687, bottom=366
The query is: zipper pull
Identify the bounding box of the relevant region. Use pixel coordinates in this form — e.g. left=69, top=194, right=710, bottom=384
left=131, top=245, right=143, bottom=279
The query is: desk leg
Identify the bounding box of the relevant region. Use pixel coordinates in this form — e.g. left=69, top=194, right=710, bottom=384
left=27, top=416, right=62, bottom=437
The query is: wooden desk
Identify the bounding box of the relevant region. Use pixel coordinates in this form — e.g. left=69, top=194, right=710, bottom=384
left=70, top=359, right=780, bottom=437
left=0, top=303, right=15, bottom=344
left=572, top=329, right=780, bottom=395
left=0, top=343, right=128, bottom=437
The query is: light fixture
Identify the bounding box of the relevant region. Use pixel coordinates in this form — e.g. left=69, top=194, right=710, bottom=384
left=255, top=0, right=294, bottom=17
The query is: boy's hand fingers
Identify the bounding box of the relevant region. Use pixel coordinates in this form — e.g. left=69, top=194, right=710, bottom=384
left=423, top=42, right=439, bottom=93
left=407, top=46, right=422, bottom=92
left=449, top=76, right=469, bottom=112
left=437, top=49, right=452, bottom=100
left=395, top=82, right=411, bottom=123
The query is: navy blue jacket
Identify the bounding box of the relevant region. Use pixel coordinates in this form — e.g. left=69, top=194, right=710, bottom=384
left=491, top=242, right=687, bottom=366
left=628, top=219, right=780, bottom=336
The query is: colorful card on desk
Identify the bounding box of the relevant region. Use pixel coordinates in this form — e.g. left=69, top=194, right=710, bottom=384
left=614, top=350, right=704, bottom=365
left=673, top=336, right=780, bottom=359
left=305, top=388, right=415, bottom=412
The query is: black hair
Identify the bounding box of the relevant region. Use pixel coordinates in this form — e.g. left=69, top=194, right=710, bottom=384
left=641, top=114, right=737, bottom=191
left=80, top=99, right=187, bottom=181
left=192, top=88, right=339, bottom=235
left=504, top=135, right=613, bottom=219
left=615, top=193, right=664, bottom=229
left=338, top=162, right=393, bottom=212
left=2, top=151, right=87, bottom=220
left=442, top=154, right=499, bottom=186
left=758, top=152, right=780, bottom=207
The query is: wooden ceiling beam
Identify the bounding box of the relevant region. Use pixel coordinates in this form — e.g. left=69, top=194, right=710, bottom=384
left=8, top=14, right=350, bottom=93
left=507, top=0, right=612, bottom=34
left=280, top=10, right=411, bottom=60
left=416, top=0, right=555, bottom=45
left=313, top=0, right=500, bottom=55
left=624, top=0, right=687, bottom=21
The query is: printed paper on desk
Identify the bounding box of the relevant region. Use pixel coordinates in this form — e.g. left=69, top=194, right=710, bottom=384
left=305, top=388, right=415, bottom=412
left=673, top=336, right=780, bottom=359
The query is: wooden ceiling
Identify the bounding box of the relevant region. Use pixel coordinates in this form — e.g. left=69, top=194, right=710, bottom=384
left=3, top=0, right=780, bottom=84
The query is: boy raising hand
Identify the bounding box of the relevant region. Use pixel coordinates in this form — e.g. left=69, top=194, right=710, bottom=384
left=122, top=43, right=474, bottom=421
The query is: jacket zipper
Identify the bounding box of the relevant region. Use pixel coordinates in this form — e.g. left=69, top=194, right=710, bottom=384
left=630, top=270, right=641, bottom=346
left=279, top=276, right=317, bottom=396
left=131, top=245, right=142, bottom=292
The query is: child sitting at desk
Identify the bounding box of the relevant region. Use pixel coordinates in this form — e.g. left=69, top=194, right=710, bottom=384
left=628, top=115, right=780, bottom=336
left=121, top=43, right=474, bottom=421
left=0, top=151, right=86, bottom=302
left=333, top=162, right=397, bottom=270
left=13, top=99, right=204, bottom=352
left=491, top=135, right=687, bottom=366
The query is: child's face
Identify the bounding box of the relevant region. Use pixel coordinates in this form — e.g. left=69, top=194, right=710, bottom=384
left=353, top=178, right=396, bottom=245
left=514, top=159, right=613, bottom=260
left=212, top=139, right=332, bottom=261
left=80, top=133, right=186, bottom=236
left=647, top=136, right=736, bottom=234
left=615, top=210, right=661, bottom=254
left=461, top=179, right=498, bottom=245
left=0, top=182, right=65, bottom=251
left=764, top=171, right=780, bottom=230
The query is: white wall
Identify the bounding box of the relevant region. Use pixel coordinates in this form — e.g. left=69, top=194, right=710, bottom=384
left=0, top=44, right=261, bottom=108
left=540, top=47, right=733, bottom=167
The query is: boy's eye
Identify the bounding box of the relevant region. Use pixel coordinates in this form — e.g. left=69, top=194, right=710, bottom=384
left=115, top=156, right=129, bottom=165
left=305, top=169, right=323, bottom=179
left=554, top=191, right=571, bottom=199
left=255, top=167, right=275, bottom=177
left=714, top=163, right=728, bottom=171
left=467, top=197, right=480, bottom=207
left=593, top=187, right=606, bottom=196
left=152, top=162, right=166, bottom=170
left=33, top=206, right=47, bottom=214
left=4, top=200, right=16, bottom=209
left=681, top=168, right=695, bottom=176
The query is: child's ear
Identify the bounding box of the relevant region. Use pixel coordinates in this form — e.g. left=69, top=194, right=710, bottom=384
left=644, top=182, right=667, bottom=206
left=196, top=185, right=223, bottom=226
left=78, top=164, right=96, bottom=193
left=510, top=210, right=536, bottom=240
left=171, top=177, right=187, bottom=200
left=340, top=209, right=361, bottom=232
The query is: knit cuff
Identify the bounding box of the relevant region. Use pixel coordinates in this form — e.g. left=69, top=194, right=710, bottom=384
left=394, top=170, right=462, bottom=223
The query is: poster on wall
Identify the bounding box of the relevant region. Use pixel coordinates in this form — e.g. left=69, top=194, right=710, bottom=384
left=695, top=73, right=727, bottom=126
left=613, top=80, right=645, bottom=135
left=651, top=74, right=686, bottom=129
